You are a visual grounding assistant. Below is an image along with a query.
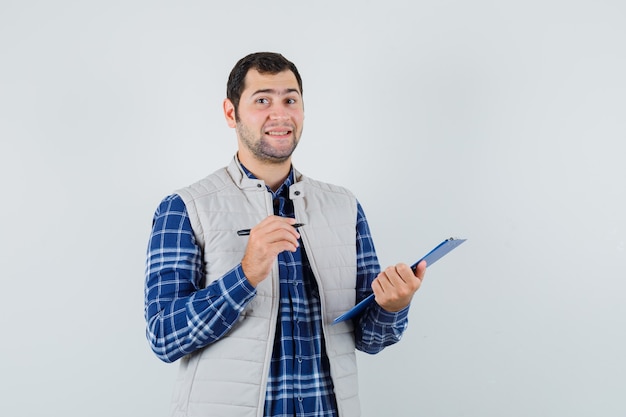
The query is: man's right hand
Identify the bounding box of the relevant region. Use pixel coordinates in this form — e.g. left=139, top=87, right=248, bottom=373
left=241, top=216, right=300, bottom=287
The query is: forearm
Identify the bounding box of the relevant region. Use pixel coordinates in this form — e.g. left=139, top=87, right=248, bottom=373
left=354, top=304, right=409, bottom=354
left=145, top=265, right=255, bottom=363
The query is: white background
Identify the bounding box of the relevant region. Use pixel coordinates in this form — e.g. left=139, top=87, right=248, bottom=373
left=1, top=1, right=625, bottom=416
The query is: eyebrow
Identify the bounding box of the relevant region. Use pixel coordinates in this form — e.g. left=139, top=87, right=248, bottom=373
left=251, top=88, right=301, bottom=96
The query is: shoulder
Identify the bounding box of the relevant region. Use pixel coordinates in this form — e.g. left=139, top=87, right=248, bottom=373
left=175, top=167, right=232, bottom=203
left=153, top=194, right=187, bottom=217
left=296, top=172, right=356, bottom=199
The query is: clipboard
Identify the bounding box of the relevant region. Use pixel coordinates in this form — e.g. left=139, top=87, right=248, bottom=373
left=332, top=237, right=467, bottom=325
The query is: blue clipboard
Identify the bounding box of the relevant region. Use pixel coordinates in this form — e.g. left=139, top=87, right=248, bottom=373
left=332, top=237, right=467, bottom=325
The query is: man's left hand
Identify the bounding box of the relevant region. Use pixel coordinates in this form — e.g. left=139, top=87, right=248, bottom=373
left=372, top=260, right=426, bottom=312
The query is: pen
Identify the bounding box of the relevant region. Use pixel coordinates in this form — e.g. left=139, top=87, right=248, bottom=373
left=237, top=223, right=305, bottom=236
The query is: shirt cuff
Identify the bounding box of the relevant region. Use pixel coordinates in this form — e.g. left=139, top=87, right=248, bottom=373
left=372, top=304, right=410, bottom=326
left=213, top=264, right=257, bottom=312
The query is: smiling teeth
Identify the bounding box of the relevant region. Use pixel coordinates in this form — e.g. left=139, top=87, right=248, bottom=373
left=268, top=131, right=289, bottom=135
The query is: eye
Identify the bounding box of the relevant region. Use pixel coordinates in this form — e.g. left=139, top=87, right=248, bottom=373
left=256, top=98, right=269, bottom=104
left=286, top=98, right=297, bottom=105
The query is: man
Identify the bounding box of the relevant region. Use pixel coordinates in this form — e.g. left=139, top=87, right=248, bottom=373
left=144, top=52, right=426, bottom=417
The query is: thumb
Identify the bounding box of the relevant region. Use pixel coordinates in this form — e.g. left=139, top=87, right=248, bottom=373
left=413, top=260, right=427, bottom=280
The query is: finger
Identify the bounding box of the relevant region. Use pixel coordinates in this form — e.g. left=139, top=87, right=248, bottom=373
left=371, top=276, right=387, bottom=295
left=413, top=260, right=427, bottom=280
left=266, top=225, right=300, bottom=246
left=250, top=233, right=299, bottom=255
left=386, top=263, right=423, bottom=294
left=253, top=216, right=300, bottom=238
left=384, top=264, right=420, bottom=287
left=383, top=266, right=402, bottom=286
left=392, top=263, right=418, bottom=284
left=374, top=266, right=400, bottom=295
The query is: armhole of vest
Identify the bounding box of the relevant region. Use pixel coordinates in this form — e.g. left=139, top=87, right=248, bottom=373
left=175, top=190, right=206, bottom=250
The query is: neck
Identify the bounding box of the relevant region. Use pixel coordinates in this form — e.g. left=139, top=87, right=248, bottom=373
left=237, top=152, right=292, bottom=192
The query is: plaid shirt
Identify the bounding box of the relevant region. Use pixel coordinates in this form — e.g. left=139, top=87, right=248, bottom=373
left=145, top=167, right=410, bottom=417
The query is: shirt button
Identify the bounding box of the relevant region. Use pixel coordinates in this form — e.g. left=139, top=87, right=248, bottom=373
left=298, top=357, right=303, bottom=363
left=298, top=396, right=303, bottom=402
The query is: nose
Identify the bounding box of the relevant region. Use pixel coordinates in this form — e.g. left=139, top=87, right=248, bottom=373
left=269, top=104, right=290, bottom=120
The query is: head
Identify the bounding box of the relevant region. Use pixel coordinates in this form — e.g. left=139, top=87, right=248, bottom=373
left=226, top=52, right=303, bottom=119
left=224, top=52, right=305, bottom=166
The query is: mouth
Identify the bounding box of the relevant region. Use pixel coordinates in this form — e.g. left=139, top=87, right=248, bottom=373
left=264, top=124, right=295, bottom=138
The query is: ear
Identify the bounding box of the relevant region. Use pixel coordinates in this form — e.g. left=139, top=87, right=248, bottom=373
left=223, top=98, right=237, bottom=128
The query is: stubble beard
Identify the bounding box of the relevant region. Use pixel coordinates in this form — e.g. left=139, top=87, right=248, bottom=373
left=236, top=122, right=300, bottom=164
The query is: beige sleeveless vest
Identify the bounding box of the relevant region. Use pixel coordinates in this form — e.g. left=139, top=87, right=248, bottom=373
left=170, top=156, right=362, bottom=417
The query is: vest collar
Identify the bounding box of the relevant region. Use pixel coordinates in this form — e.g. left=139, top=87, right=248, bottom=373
left=227, top=155, right=307, bottom=199
left=227, top=155, right=266, bottom=190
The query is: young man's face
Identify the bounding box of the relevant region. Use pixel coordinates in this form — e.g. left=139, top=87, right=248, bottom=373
left=225, top=69, right=304, bottom=164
